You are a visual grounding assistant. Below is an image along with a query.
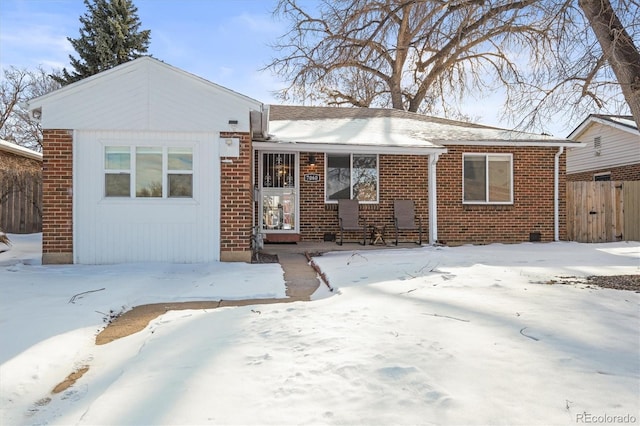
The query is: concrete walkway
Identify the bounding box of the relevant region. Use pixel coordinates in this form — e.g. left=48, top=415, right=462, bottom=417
left=267, top=241, right=426, bottom=300
left=98, top=248, right=325, bottom=344
left=277, top=252, right=322, bottom=300
left=97, top=242, right=420, bottom=345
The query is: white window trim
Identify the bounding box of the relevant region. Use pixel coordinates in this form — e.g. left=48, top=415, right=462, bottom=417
left=324, top=153, right=380, bottom=204
left=167, top=147, right=195, bottom=198
left=462, top=153, right=514, bottom=205
left=103, top=145, right=194, bottom=200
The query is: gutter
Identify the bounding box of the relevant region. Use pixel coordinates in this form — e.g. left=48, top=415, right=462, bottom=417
left=554, top=147, right=564, bottom=242
left=0, top=140, right=42, bottom=161
left=254, top=141, right=447, bottom=156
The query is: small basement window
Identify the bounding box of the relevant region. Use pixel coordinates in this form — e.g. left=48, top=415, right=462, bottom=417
left=594, top=173, right=611, bottom=181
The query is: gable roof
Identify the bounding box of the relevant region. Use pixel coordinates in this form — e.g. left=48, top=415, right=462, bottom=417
left=0, top=139, right=42, bottom=161
left=568, top=114, right=639, bottom=140
left=27, top=56, right=264, bottom=132
left=267, top=105, right=578, bottom=152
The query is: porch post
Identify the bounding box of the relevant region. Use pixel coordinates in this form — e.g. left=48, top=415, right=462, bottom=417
left=428, top=153, right=440, bottom=245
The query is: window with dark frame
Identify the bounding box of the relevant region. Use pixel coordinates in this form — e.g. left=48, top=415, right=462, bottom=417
left=594, top=173, right=611, bottom=181
left=325, top=153, right=378, bottom=202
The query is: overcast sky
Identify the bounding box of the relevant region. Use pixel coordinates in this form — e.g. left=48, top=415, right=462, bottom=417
left=0, top=0, right=573, bottom=136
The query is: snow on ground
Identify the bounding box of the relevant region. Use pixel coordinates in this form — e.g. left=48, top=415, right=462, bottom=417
left=0, top=234, right=638, bottom=425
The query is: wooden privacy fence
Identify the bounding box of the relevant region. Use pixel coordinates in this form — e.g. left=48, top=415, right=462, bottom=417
left=567, top=181, right=640, bottom=243
left=0, top=172, right=42, bottom=234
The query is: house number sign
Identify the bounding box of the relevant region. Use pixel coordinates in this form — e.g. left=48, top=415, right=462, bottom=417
left=304, top=173, right=321, bottom=182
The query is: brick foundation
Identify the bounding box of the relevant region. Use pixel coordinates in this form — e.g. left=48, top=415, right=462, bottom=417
left=41, top=129, right=73, bottom=264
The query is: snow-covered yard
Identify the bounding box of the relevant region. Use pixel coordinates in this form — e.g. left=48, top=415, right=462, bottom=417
left=1, top=234, right=638, bottom=425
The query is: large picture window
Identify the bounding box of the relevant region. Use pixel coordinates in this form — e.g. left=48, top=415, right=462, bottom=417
left=463, top=154, right=512, bottom=204
left=326, top=153, right=378, bottom=202
left=104, top=146, right=193, bottom=198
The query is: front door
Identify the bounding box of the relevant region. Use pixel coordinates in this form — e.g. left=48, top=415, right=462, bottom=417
left=259, top=152, right=298, bottom=234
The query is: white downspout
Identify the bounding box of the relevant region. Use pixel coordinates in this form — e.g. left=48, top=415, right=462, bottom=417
left=554, top=147, right=564, bottom=242
left=428, top=153, right=441, bottom=245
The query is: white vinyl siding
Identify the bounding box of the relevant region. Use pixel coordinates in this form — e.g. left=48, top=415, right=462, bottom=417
left=567, top=123, right=640, bottom=173
left=37, top=58, right=262, bottom=133
left=75, top=130, right=219, bottom=264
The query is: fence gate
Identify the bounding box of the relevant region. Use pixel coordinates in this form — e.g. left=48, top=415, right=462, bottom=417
left=567, top=181, right=639, bottom=243
left=623, top=181, right=640, bottom=242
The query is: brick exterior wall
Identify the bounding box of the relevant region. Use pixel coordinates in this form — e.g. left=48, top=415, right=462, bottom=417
left=437, top=145, right=566, bottom=245
left=258, top=146, right=567, bottom=246
left=261, top=153, right=429, bottom=244
left=41, top=130, right=568, bottom=264
left=567, top=163, right=640, bottom=181
left=220, top=132, right=253, bottom=262
left=41, top=129, right=73, bottom=264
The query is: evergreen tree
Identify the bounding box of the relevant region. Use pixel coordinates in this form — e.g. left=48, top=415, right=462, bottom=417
left=54, top=0, right=151, bottom=85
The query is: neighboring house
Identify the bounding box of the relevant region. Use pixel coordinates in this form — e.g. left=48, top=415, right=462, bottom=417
left=0, top=139, right=43, bottom=233
left=27, top=57, right=582, bottom=265
left=567, top=115, right=640, bottom=181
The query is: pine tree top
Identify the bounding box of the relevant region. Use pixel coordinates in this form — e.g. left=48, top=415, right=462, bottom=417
left=54, top=0, right=151, bottom=86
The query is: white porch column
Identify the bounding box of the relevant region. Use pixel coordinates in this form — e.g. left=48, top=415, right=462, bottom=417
left=428, top=153, right=441, bottom=245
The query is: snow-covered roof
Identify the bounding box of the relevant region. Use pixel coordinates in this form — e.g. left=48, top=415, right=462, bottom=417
left=606, top=115, right=638, bottom=129
left=568, top=114, right=639, bottom=140
left=267, top=115, right=446, bottom=154
left=265, top=106, right=577, bottom=153
left=0, top=139, right=42, bottom=161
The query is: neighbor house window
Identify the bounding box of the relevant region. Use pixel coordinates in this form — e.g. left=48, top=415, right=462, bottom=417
left=326, top=153, right=378, bottom=202
left=594, top=173, right=610, bottom=181
left=463, top=154, right=512, bottom=203
left=104, top=146, right=193, bottom=198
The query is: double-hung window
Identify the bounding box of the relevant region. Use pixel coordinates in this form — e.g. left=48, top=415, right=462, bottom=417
left=104, top=146, right=193, bottom=198
left=326, top=153, right=378, bottom=202
left=105, top=146, right=132, bottom=197
left=463, top=154, right=512, bottom=204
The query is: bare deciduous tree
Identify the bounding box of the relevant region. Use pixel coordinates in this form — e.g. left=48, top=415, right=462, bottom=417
left=578, top=0, right=640, bottom=126
left=0, top=67, right=61, bottom=151
left=268, top=0, right=639, bottom=132
left=507, top=0, right=639, bottom=130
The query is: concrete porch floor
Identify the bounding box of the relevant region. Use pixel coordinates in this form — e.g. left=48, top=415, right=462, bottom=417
left=262, top=240, right=425, bottom=256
